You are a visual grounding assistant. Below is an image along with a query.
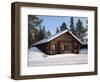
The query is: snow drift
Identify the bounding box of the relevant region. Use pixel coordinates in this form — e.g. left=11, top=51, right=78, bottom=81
left=28, top=47, right=46, bottom=61
left=28, top=47, right=88, bottom=66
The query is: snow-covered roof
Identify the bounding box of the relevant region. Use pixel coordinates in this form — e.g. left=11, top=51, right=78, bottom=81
left=68, top=31, right=83, bottom=44
left=32, top=30, right=83, bottom=46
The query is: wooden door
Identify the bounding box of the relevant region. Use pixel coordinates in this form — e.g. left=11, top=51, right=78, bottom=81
left=56, top=41, right=60, bottom=54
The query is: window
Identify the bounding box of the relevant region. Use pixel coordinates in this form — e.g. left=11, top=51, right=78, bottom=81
left=61, top=45, right=64, bottom=50
left=61, top=45, right=67, bottom=50
left=51, top=45, right=55, bottom=50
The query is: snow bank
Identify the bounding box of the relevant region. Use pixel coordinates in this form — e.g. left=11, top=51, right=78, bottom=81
left=79, top=49, right=88, bottom=54
left=28, top=47, right=88, bottom=66
left=28, top=47, right=46, bottom=61
left=29, top=54, right=88, bottom=66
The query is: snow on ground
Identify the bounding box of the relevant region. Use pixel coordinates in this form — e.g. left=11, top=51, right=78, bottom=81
left=79, top=49, right=88, bottom=54
left=28, top=47, right=88, bottom=66
left=28, top=47, right=46, bottom=61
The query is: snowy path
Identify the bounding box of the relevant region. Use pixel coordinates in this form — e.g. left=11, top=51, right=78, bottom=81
left=28, top=47, right=88, bottom=66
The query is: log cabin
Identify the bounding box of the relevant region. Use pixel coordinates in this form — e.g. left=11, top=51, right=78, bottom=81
left=32, top=30, right=83, bottom=55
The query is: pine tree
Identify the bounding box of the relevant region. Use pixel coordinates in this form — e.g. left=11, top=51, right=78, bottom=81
left=56, top=27, right=60, bottom=33
left=83, top=20, right=88, bottom=43
left=38, top=26, right=43, bottom=40
left=75, top=19, right=87, bottom=42
left=69, top=17, right=76, bottom=35
left=60, top=22, right=68, bottom=31
left=28, top=15, right=43, bottom=29
left=34, top=28, right=39, bottom=42
left=28, top=15, right=43, bottom=46
left=42, top=26, right=46, bottom=38
left=46, top=30, right=51, bottom=38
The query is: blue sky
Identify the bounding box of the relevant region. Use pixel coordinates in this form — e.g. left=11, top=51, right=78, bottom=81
left=36, top=15, right=88, bottom=35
